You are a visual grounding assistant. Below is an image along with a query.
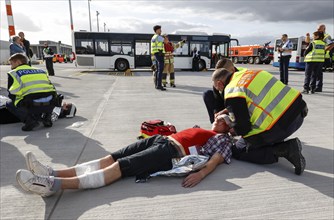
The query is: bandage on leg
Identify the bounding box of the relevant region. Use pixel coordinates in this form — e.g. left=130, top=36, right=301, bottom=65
left=74, top=159, right=100, bottom=176
left=78, top=169, right=105, bottom=189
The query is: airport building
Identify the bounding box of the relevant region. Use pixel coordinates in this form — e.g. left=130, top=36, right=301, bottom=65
left=0, top=40, right=72, bottom=64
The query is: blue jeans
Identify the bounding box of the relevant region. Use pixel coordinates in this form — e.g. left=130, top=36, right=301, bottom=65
left=111, top=135, right=178, bottom=177
left=154, top=54, right=164, bottom=88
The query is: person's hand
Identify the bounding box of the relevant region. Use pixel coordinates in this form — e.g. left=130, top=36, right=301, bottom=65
left=182, top=172, right=203, bottom=188
left=214, top=108, right=229, bottom=119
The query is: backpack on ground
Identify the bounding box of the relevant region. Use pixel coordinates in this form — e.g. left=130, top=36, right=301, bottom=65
left=137, top=120, right=176, bottom=139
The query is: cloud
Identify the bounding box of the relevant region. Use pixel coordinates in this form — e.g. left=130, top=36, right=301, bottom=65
left=101, top=17, right=210, bottom=34
left=153, top=0, right=334, bottom=22
left=14, top=12, right=41, bottom=32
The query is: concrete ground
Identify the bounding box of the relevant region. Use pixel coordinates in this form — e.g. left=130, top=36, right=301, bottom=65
left=0, top=63, right=333, bottom=220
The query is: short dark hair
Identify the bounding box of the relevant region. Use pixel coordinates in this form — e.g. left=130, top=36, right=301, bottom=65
left=282, top=34, right=288, bottom=38
left=8, top=53, right=28, bottom=64
left=153, top=25, right=161, bottom=32
left=313, top=31, right=324, bottom=40
left=212, top=68, right=232, bottom=82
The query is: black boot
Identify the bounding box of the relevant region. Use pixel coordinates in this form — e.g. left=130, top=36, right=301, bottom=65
left=22, top=116, right=39, bottom=131
left=273, top=138, right=306, bottom=175
left=42, top=113, right=53, bottom=128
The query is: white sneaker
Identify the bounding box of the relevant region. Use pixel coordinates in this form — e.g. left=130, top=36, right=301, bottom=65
left=16, top=169, right=56, bottom=197
left=25, top=151, right=53, bottom=176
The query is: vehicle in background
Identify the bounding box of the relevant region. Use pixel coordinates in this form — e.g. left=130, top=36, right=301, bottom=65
left=52, top=54, right=65, bottom=63
left=229, top=42, right=274, bottom=64
left=72, top=31, right=236, bottom=71
left=273, top=36, right=308, bottom=70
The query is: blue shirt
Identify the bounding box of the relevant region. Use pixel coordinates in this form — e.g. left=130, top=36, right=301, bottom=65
left=10, top=43, right=26, bottom=56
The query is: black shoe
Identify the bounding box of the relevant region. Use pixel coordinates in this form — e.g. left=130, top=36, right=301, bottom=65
left=170, top=84, right=176, bottom=87
left=42, top=120, right=53, bottom=128
left=310, top=89, right=315, bottom=94
left=163, top=84, right=167, bottom=87
left=302, top=89, right=309, bottom=94
left=22, top=121, right=39, bottom=131
left=273, top=138, right=306, bottom=175
left=314, top=88, right=322, bottom=92
left=42, top=113, right=53, bottom=127
left=156, top=86, right=166, bottom=91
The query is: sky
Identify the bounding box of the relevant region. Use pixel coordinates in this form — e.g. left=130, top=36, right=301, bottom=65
left=1, top=0, right=333, bottom=46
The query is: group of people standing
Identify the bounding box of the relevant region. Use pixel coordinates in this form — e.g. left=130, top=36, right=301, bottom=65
left=151, top=25, right=181, bottom=90
left=303, top=24, right=333, bottom=94
left=150, top=25, right=201, bottom=91
left=9, top=32, right=55, bottom=76
left=277, top=24, right=333, bottom=94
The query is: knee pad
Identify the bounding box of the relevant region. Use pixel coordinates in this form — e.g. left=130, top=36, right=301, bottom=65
left=74, top=159, right=100, bottom=176
left=78, top=169, right=105, bottom=189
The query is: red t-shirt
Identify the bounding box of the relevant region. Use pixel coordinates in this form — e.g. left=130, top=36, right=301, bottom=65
left=170, top=128, right=217, bottom=155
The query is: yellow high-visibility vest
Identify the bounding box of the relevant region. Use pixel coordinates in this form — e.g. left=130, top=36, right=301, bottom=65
left=224, top=69, right=300, bottom=137
left=304, top=40, right=325, bottom=62
left=8, top=65, right=56, bottom=106
left=151, top=34, right=165, bottom=55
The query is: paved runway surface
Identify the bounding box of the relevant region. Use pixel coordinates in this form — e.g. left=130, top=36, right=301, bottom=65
left=1, top=63, right=333, bottom=219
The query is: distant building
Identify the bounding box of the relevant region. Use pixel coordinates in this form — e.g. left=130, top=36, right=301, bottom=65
left=31, top=40, right=72, bottom=59
left=0, top=40, right=72, bottom=64
left=0, top=40, right=10, bottom=64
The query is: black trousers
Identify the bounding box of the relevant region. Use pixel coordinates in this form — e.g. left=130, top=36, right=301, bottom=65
left=45, top=58, right=55, bottom=76
left=111, top=135, right=179, bottom=177
left=232, top=113, right=304, bottom=164
left=202, top=90, right=225, bottom=123
left=304, top=62, right=323, bottom=91
left=279, top=55, right=291, bottom=85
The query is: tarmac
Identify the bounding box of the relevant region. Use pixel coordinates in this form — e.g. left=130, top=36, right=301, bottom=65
left=0, top=63, right=333, bottom=220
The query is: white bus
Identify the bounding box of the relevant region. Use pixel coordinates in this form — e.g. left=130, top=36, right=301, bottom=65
left=72, top=31, right=234, bottom=71
left=273, top=36, right=308, bottom=70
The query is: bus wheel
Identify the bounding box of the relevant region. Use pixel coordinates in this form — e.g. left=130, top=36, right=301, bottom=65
left=233, top=57, right=238, bottom=64
left=199, top=60, right=206, bottom=71
left=115, top=59, right=129, bottom=71
left=264, top=60, right=271, bottom=64
left=254, top=57, right=261, bottom=64
left=248, top=57, right=254, bottom=64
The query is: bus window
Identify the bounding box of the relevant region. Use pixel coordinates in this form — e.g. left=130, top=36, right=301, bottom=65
left=173, top=41, right=188, bottom=56
left=190, top=42, right=209, bottom=57
left=95, top=39, right=109, bottom=55
left=218, top=43, right=228, bottom=57
left=110, top=41, right=133, bottom=56
left=135, top=42, right=150, bottom=55
left=75, top=39, right=94, bottom=54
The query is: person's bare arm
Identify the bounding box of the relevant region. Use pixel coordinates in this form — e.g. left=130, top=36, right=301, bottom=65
left=182, top=153, right=224, bottom=188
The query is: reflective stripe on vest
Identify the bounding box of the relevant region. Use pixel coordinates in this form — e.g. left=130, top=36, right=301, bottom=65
left=225, top=69, right=300, bottom=137
left=151, top=34, right=165, bottom=54
left=304, top=40, right=325, bottom=62
left=8, top=65, right=56, bottom=106
left=325, top=51, right=330, bottom=59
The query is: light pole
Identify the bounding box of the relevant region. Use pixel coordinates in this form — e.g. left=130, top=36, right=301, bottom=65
left=104, top=22, right=106, bottom=32
left=88, top=0, right=92, bottom=32
left=68, top=0, right=74, bottom=31
left=96, top=11, right=100, bottom=32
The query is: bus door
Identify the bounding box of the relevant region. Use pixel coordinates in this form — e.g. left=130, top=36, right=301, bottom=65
left=135, top=41, right=151, bottom=67
left=210, top=42, right=230, bottom=68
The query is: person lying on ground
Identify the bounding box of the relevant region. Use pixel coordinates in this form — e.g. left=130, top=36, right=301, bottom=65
left=16, top=117, right=234, bottom=197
